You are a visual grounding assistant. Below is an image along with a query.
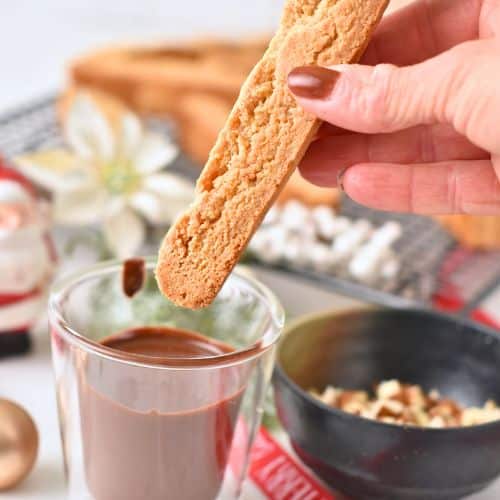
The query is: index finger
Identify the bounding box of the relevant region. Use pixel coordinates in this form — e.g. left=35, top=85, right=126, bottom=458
left=361, top=0, right=483, bottom=66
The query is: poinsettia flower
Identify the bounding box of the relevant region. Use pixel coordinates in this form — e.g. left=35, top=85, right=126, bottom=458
left=15, top=93, right=194, bottom=258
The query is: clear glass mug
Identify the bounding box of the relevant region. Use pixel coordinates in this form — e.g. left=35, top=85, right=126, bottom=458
left=49, top=259, right=284, bottom=500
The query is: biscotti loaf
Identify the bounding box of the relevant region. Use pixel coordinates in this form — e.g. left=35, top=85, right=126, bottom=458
left=435, top=215, right=500, bottom=250
left=157, top=0, right=389, bottom=308
left=69, top=38, right=268, bottom=116
left=175, top=92, right=233, bottom=165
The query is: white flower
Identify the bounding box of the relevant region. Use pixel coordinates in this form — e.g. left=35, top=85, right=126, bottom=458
left=15, top=93, right=195, bottom=258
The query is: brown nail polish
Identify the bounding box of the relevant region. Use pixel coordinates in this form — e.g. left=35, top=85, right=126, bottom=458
left=288, top=66, right=341, bottom=99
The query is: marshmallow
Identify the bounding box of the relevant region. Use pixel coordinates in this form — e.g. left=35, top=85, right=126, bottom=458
left=348, top=222, right=402, bottom=282
left=309, top=242, right=335, bottom=271
left=312, top=205, right=351, bottom=241
left=311, top=205, right=336, bottom=221
left=311, top=205, right=335, bottom=235
left=254, top=226, right=291, bottom=264
left=282, top=235, right=309, bottom=266
left=320, top=216, right=352, bottom=241
left=349, top=244, right=391, bottom=282
left=331, top=219, right=373, bottom=263
left=262, top=205, right=281, bottom=226
left=370, top=222, right=403, bottom=248
left=249, top=228, right=280, bottom=264
left=280, top=200, right=310, bottom=232
left=297, top=221, right=317, bottom=242
left=381, top=258, right=401, bottom=281
left=248, top=229, right=270, bottom=254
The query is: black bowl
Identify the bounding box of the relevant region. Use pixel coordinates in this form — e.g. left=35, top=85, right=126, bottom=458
left=273, top=308, right=500, bottom=500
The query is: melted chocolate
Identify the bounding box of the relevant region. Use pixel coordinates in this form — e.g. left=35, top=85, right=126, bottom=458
left=122, top=258, right=145, bottom=297
left=79, top=326, right=243, bottom=500
left=101, top=326, right=233, bottom=358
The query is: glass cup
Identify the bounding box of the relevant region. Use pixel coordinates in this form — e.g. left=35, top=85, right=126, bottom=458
left=49, top=259, right=284, bottom=500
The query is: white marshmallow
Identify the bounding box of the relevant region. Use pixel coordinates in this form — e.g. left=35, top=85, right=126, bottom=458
left=319, top=216, right=352, bottom=241
left=369, top=222, right=403, bottom=248
left=248, top=229, right=270, bottom=255
left=381, top=258, right=401, bottom=280
left=260, top=226, right=291, bottom=263
left=349, top=245, right=391, bottom=282
left=348, top=222, right=402, bottom=282
left=309, top=242, right=334, bottom=271
left=331, top=219, right=373, bottom=263
left=312, top=205, right=332, bottom=225
left=297, top=222, right=317, bottom=242
left=311, top=205, right=348, bottom=241
left=282, top=235, right=309, bottom=266
left=280, top=200, right=310, bottom=232
left=262, top=205, right=281, bottom=226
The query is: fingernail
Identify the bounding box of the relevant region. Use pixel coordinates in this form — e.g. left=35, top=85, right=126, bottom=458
left=288, top=66, right=341, bottom=99
left=337, top=167, right=349, bottom=191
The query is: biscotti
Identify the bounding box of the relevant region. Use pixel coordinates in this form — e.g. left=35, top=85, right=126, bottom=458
left=69, top=38, right=268, bottom=116
left=157, top=0, right=389, bottom=308
left=277, top=170, right=341, bottom=208
left=58, top=86, right=130, bottom=131
left=436, top=215, right=500, bottom=250
left=175, top=92, right=233, bottom=165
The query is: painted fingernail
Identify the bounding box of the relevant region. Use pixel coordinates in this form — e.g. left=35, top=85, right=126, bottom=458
left=288, top=66, right=341, bottom=99
left=337, top=167, right=349, bottom=191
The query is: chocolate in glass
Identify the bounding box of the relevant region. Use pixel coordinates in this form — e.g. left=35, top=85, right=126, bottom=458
left=78, top=326, right=244, bottom=500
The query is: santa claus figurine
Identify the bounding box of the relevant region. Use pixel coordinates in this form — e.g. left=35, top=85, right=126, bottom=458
left=0, top=158, right=55, bottom=357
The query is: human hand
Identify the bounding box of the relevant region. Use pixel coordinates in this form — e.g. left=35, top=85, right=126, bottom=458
left=288, top=0, right=500, bottom=215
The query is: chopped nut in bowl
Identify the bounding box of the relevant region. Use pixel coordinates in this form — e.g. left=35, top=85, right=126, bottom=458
left=311, top=380, right=500, bottom=428
left=273, top=308, right=500, bottom=500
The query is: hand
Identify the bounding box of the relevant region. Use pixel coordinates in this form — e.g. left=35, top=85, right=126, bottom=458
left=287, top=0, right=500, bottom=215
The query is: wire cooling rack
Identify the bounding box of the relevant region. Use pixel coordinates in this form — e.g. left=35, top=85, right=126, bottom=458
left=1, top=95, right=499, bottom=313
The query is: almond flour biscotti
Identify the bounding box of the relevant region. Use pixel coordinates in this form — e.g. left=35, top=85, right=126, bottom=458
left=69, top=38, right=268, bottom=116
left=157, top=0, right=389, bottom=308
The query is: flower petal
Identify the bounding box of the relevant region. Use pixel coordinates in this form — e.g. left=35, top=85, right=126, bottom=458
left=66, top=94, right=115, bottom=160
left=53, top=185, right=108, bottom=225
left=133, top=133, right=178, bottom=175
left=103, top=207, right=145, bottom=259
left=117, top=112, right=143, bottom=158
left=129, top=191, right=164, bottom=225
left=143, top=173, right=195, bottom=199
left=141, top=173, right=195, bottom=223
left=15, top=150, right=85, bottom=192
left=105, top=197, right=127, bottom=217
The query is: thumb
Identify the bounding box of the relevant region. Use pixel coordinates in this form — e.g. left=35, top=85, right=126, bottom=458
left=287, top=41, right=485, bottom=137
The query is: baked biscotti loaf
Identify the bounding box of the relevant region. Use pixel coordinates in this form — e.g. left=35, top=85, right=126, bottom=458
left=69, top=38, right=268, bottom=116
left=175, top=92, right=233, bottom=165
left=58, top=86, right=130, bottom=131
left=277, top=170, right=341, bottom=208
left=435, top=215, right=500, bottom=250
left=157, top=0, right=389, bottom=308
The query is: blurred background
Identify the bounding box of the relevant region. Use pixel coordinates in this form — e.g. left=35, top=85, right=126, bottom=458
left=1, top=0, right=284, bottom=110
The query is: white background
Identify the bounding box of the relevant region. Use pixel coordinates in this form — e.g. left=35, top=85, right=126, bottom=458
left=0, top=0, right=284, bottom=112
